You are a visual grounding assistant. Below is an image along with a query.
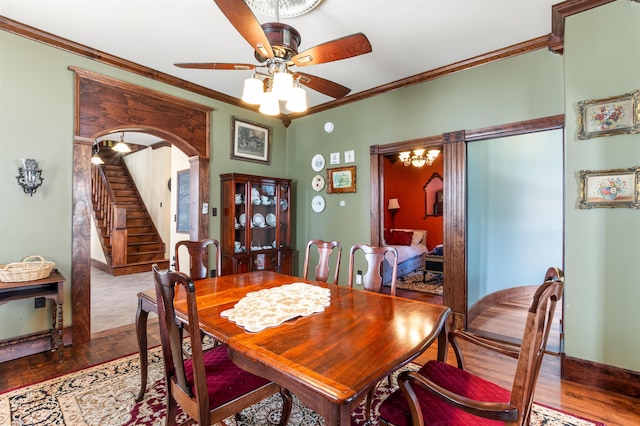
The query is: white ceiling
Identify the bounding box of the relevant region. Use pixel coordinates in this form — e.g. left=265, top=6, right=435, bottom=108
left=1, top=0, right=559, bottom=112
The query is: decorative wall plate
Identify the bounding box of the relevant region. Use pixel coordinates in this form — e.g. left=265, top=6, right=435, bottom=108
left=311, top=195, right=326, bottom=213
left=311, top=174, right=325, bottom=192
left=311, top=154, right=325, bottom=172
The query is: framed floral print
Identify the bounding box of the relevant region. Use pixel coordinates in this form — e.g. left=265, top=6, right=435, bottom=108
left=578, top=167, right=640, bottom=209
left=327, top=166, right=356, bottom=193
left=577, top=90, right=639, bottom=139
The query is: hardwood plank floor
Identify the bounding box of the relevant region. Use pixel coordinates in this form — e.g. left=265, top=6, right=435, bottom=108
left=1, top=293, right=637, bottom=425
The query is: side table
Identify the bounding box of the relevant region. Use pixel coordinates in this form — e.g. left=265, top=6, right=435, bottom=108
left=423, top=254, right=443, bottom=282
left=0, top=270, right=65, bottom=361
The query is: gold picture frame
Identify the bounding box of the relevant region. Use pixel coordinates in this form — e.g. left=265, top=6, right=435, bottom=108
left=327, top=166, right=357, bottom=193
left=578, top=167, right=640, bottom=209
left=577, top=90, right=640, bottom=139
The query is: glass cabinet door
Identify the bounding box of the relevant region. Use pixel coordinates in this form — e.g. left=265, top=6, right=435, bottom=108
left=248, top=182, right=277, bottom=253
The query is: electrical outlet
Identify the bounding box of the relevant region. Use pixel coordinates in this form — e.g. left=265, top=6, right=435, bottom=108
left=210, top=269, right=217, bottom=278
left=356, top=270, right=363, bottom=285
left=34, top=297, right=46, bottom=309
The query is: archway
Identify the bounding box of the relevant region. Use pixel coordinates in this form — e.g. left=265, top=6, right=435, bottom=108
left=71, top=68, right=213, bottom=343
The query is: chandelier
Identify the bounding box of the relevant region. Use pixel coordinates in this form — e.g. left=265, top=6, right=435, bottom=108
left=241, top=64, right=307, bottom=115
left=398, top=149, right=440, bottom=168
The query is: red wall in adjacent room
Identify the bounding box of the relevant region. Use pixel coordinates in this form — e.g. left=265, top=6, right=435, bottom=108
left=383, top=154, right=443, bottom=251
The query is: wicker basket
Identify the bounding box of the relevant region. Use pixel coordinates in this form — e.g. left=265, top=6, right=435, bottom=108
left=0, top=255, right=55, bottom=282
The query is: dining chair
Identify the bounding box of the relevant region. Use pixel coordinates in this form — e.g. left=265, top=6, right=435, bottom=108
left=348, top=243, right=399, bottom=296
left=151, top=264, right=292, bottom=426
left=347, top=243, right=399, bottom=419
left=377, top=267, right=565, bottom=426
left=302, top=239, right=342, bottom=284
left=175, top=238, right=221, bottom=280
left=135, top=238, right=220, bottom=401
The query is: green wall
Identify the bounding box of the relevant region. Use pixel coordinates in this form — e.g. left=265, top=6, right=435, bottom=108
left=286, top=48, right=564, bottom=284
left=0, top=30, right=288, bottom=340
left=563, top=0, right=640, bottom=371
left=2, top=0, right=639, bottom=373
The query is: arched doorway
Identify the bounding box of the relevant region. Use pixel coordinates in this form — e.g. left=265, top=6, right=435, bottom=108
left=71, top=68, right=213, bottom=343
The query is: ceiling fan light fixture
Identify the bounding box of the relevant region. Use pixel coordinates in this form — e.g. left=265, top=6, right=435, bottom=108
left=286, top=85, right=307, bottom=112
left=259, top=90, right=280, bottom=115
left=242, top=75, right=264, bottom=104
left=272, top=71, right=293, bottom=100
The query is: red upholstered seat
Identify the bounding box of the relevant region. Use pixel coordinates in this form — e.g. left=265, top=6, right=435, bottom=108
left=378, top=267, right=565, bottom=426
left=378, top=360, right=511, bottom=425
left=184, top=344, right=271, bottom=408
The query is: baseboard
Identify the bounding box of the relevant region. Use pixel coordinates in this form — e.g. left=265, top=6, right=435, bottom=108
left=564, top=355, right=640, bottom=397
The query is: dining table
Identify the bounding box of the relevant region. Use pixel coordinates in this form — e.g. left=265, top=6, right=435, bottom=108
left=168, top=270, right=450, bottom=426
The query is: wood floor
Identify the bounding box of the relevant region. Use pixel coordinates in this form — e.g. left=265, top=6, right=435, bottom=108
left=1, top=292, right=638, bottom=426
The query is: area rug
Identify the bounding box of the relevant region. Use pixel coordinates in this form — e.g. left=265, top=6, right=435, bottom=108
left=0, top=346, right=604, bottom=426
left=396, top=268, right=443, bottom=296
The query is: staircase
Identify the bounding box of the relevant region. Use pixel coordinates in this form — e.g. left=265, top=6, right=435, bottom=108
left=91, top=150, right=169, bottom=275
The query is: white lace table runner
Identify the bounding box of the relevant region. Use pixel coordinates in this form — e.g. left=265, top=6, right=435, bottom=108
left=221, top=282, right=331, bottom=332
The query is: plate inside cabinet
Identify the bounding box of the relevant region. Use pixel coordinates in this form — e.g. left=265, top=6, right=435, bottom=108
left=311, top=154, right=325, bottom=172
left=311, top=174, right=325, bottom=192
left=311, top=195, right=326, bottom=213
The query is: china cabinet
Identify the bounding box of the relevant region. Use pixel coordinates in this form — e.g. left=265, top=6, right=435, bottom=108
left=220, top=173, right=293, bottom=275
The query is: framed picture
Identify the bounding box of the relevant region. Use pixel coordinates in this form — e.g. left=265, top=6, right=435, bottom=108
left=578, top=167, right=640, bottom=209
left=176, top=169, right=190, bottom=233
left=577, top=90, right=639, bottom=139
left=327, top=166, right=357, bottom=193
left=231, top=116, right=272, bottom=164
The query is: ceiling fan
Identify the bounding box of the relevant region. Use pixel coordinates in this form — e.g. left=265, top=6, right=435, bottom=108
left=174, top=0, right=372, bottom=111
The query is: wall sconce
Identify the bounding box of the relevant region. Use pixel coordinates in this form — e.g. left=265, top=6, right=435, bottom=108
left=398, top=149, right=440, bottom=168
left=16, top=158, right=44, bottom=196
left=388, top=198, right=400, bottom=228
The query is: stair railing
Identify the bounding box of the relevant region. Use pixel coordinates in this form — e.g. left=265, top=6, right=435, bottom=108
left=92, top=165, right=128, bottom=266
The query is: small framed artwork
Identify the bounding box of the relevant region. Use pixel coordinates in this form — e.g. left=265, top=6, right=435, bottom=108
left=578, top=166, right=640, bottom=209
left=577, top=90, right=639, bottom=139
left=330, top=152, right=340, bottom=165
left=231, top=116, right=272, bottom=164
left=176, top=169, right=190, bottom=233
left=327, top=166, right=357, bottom=193
left=344, top=150, right=355, bottom=163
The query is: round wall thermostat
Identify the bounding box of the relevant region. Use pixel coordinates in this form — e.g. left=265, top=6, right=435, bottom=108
left=311, top=195, right=326, bottom=213
left=324, top=122, right=334, bottom=133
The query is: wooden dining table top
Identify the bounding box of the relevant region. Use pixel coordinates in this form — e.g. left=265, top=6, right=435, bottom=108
left=173, top=270, right=451, bottom=425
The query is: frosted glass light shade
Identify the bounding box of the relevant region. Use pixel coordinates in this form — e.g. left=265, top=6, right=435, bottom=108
left=272, top=71, right=293, bottom=100
left=259, top=91, right=280, bottom=115
left=242, top=76, right=264, bottom=105
left=285, top=86, right=307, bottom=112
left=112, top=141, right=131, bottom=153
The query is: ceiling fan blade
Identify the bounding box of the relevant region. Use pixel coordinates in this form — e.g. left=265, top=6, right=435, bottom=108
left=291, top=33, right=372, bottom=67
left=294, top=72, right=351, bottom=99
left=214, top=0, right=274, bottom=59
left=174, top=62, right=256, bottom=70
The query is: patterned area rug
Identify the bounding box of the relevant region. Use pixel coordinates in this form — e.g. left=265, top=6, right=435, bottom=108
left=396, top=268, right=443, bottom=296
left=0, top=346, right=604, bottom=426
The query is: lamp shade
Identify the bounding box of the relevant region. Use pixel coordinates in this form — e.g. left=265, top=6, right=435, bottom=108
left=285, top=86, right=307, bottom=112
left=242, top=76, right=264, bottom=105
left=388, top=198, right=400, bottom=210
left=259, top=91, right=280, bottom=115
left=272, top=71, right=293, bottom=100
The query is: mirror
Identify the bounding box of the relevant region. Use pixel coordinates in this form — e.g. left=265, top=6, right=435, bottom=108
left=423, top=172, right=443, bottom=217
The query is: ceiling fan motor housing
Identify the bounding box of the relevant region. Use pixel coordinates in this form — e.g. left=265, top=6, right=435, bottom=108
left=255, top=22, right=301, bottom=62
